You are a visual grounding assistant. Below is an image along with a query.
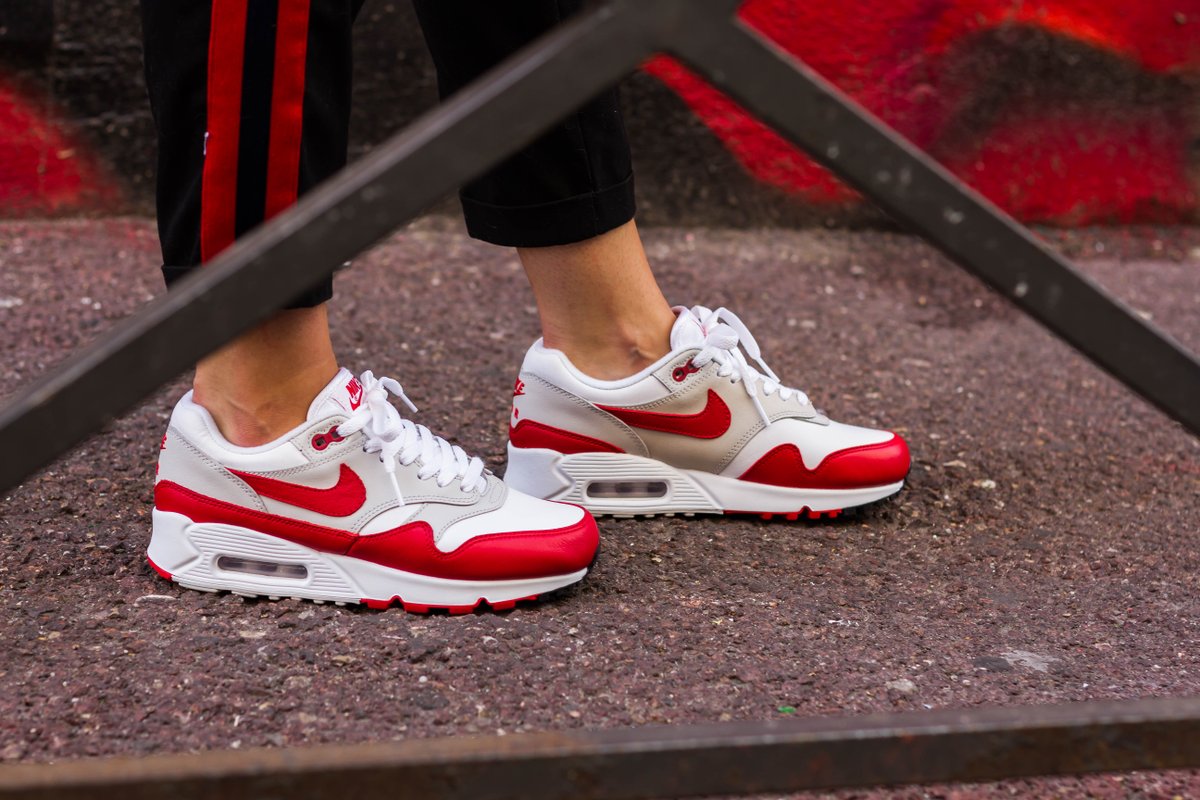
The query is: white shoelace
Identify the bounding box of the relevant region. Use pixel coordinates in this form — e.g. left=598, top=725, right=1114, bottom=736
left=688, top=306, right=810, bottom=427
left=334, top=371, right=487, bottom=507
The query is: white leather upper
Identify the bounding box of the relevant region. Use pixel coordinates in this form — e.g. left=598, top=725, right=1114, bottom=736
left=158, top=369, right=585, bottom=551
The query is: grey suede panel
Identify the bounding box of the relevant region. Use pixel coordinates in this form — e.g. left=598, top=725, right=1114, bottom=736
left=415, top=476, right=508, bottom=543
left=517, top=372, right=648, bottom=456
left=583, top=361, right=826, bottom=473
left=157, top=426, right=265, bottom=511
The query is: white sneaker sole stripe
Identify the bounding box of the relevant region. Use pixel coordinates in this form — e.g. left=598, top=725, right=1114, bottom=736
left=505, top=446, right=904, bottom=516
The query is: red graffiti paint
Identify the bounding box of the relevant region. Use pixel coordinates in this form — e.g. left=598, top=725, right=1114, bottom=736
left=646, top=0, right=1200, bottom=224
left=0, top=78, right=118, bottom=215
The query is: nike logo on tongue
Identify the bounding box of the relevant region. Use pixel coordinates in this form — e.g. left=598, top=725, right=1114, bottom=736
left=346, top=377, right=364, bottom=410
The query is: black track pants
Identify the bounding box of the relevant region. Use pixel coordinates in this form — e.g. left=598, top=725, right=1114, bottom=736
left=140, top=0, right=636, bottom=306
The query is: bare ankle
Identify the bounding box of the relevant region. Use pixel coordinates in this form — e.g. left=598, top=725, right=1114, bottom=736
left=189, top=387, right=303, bottom=446
left=192, top=355, right=339, bottom=446
left=190, top=307, right=338, bottom=446
left=547, top=319, right=673, bottom=380
left=520, top=220, right=678, bottom=380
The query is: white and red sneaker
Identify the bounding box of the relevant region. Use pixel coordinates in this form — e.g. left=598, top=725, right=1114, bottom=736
left=505, top=305, right=910, bottom=519
left=149, top=369, right=598, bottom=613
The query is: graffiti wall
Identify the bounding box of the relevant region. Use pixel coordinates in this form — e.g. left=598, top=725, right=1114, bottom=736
left=646, top=0, right=1200, bottom=225
left=0, top=78, right=118, bottom=214
left=1, top=0, right=1197, bottom=225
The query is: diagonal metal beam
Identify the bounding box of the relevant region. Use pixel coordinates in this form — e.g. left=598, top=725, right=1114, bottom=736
left=666, top=8, right=1200, bottom=436
left=2, top=697, right=1199, bottom=800
left=0, top=0, right=693, bottom=495
left=0, top=2, right=1196, bottom=798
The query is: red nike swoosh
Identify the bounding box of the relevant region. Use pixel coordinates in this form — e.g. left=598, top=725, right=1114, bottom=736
left=154, top=480, right=598, bottom=581
left=227, top=464, right=366, bottom=517
left=596, top=389, right=731, bottom=439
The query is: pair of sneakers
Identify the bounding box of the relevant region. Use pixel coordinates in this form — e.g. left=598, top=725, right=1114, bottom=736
left=149, top=305, right=910, bottom=613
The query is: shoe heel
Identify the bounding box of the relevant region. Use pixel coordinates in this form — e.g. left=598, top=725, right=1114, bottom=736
left=149, top=508, right=362, bottom=602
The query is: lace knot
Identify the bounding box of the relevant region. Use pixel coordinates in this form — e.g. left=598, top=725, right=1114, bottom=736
left=687, top=306, right=809, bottom=427
left=334, top=371, right=487, bottom=506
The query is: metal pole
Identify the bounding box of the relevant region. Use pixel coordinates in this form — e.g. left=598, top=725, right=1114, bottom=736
left=2, top=697, right=1199, bottom=800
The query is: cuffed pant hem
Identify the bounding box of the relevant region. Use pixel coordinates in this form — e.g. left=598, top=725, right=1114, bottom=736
left=461, top=172, right=636, bottom=248
left=161, top=265, right=334, bottom=310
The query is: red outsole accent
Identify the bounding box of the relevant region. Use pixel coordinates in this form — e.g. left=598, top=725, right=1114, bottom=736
left=146, top=556, right=173, bottom=581
left=738, top=435, right=911, bottom=490
left=724, top=507, right=845, bottom=521
left=359, top=594, right=540, bottom=615
left=148, top=554, right=545, bottom=614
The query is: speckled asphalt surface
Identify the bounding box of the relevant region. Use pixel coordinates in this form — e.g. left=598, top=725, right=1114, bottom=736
left=0, top=219, right=1197, bottom=799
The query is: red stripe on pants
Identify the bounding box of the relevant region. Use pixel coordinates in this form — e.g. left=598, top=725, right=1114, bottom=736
left=264, top=0, right=311, bottom=220
left=200, top=0, right=249, bottom=262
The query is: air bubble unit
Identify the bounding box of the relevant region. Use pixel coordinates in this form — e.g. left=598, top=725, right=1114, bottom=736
left=585, top=480, right=669, bottom=499
left=216, top=556, right=308, bottom=580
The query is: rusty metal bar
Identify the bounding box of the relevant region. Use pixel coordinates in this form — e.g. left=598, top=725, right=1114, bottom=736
left=2, top=697, right=1199, bottom=800
left=0, top=2, right=1197, bottom=796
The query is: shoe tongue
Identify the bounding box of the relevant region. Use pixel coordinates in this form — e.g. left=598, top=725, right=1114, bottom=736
left=306, top=368, right=365, bottom=420
left=670, top=306, right=708, bottom=350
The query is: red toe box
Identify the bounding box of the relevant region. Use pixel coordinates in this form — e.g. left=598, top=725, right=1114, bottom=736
left=739, top=434, right=910, bottom=490
left=347, top=509, right=600, bottom=581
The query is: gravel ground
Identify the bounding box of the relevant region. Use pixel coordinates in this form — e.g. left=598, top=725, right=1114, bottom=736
left=0, top=219, right=1197, bottom=799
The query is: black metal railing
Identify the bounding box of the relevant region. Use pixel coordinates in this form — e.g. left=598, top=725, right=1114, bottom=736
left=0, top=0, right=1197, bottom=797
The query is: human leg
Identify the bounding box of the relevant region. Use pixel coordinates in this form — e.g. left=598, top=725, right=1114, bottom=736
left=411, top=1, right=911, bottom=515
left=192, top=307, right=337, bottom=446
left=141, top=0, right=360, bottom=444
left=412, top=0, right=674, bottom=379
left=517, top=221, right=675, bottom=379
left=138, top=0, right=599, bottom=610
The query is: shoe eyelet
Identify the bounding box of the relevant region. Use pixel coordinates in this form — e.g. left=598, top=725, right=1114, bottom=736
left=672, top=358, right=701, bottom=383
left=311, top=425, right=346, bottom=451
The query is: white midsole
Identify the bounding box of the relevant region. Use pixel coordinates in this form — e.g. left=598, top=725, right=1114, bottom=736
left=148, top=509, right=587, bottom=605
left=505, top=445, right=904, bottom=515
